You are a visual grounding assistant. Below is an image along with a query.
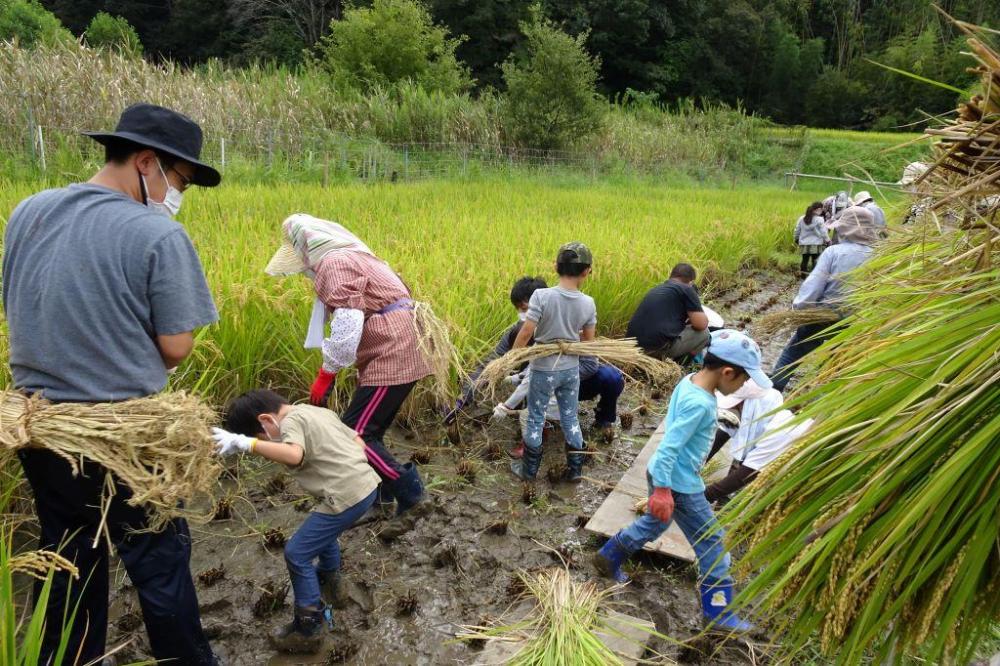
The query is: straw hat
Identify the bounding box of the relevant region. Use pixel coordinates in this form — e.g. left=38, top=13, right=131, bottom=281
left=265, top=242, right=307, bottom=276
left=853, top=190, right=874, bottom=204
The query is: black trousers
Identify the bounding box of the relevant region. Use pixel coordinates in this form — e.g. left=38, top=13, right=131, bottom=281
left=800, top=253, right=819, bottom=276
left=18, top=449, right=215, bottom=666
left=340, top=382, right=416, bottom=482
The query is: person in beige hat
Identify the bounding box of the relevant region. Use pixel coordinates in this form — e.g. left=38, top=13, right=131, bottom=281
left=852, top=190, right=886, bottom=229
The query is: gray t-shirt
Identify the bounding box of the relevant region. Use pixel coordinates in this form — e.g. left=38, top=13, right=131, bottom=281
left=525, top=286, right=597, bottom=371
left=2, top=183, right=219, bottom=402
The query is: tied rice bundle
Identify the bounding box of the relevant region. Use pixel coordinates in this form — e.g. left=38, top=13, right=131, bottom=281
left=457, top=568, right=631, bottom=665
left=753, top=307, right=841, bottom=338
left=475, top=337, right=681, bottom=396
left=0, top=391, right=221, bottom=531
left=722, top=15, right=1000, bottom=664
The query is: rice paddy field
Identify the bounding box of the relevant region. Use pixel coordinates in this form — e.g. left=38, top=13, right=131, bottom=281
left=0, top=175, right=820, bottom=406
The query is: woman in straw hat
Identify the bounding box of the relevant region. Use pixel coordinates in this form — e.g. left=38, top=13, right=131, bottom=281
left=266, top=214, right=430, bottom=519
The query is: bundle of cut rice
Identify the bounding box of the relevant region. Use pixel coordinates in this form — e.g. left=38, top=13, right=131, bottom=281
left=0, top=391, right=221, bottom=531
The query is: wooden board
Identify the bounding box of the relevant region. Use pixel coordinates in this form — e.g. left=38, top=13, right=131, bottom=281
left=475, top=610, right=654, bottom=665
left=584, top=421, right=696, bottom=562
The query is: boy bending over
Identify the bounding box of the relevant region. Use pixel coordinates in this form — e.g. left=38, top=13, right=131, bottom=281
left=213, top=390, right=378, bottom=654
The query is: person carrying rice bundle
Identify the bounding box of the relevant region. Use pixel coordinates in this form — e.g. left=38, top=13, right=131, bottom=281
left=266, top=214, right=430, bottom=520
left=770, top=206, right=879, bottom=392
left=1, top=104, right=223, bottom=665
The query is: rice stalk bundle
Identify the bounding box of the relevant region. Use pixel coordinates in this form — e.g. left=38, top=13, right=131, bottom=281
left=0, top=391, right=222, bottom=531
left=753, top=308, right=841, bottom=338
left=721, top=19, right=1000, bottom=664
left=475, top=338, right=681, bottom=396
left=411, top=300, right=466, bottom=408
left=457, top=568, right=626, bottom=665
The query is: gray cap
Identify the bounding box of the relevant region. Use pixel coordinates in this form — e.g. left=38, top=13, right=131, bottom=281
left=557, top=241, right=592, bottom=266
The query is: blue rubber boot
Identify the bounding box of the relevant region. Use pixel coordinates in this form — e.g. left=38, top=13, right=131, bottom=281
left=510, top=444, right=542, bottom=481
left=562, top=448, right=585, bottom=483
left=592, top=534, right=634, bottom=584
left=700, top=579, right=754, bottom=634
left=390, top=462, right=425, bottom=517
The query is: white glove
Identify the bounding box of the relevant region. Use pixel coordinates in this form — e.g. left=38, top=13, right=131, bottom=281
left=212, top=427, right=256, bottom=457
left=492, top=403, right=515, bottom=421
left=504, top=373, right=522, bottom=386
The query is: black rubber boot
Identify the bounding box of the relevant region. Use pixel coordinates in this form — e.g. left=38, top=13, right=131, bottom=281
left=318, top=570, right=349, bottom=610
left=563, top=449, right=585, bottom=483
left=270, top=605, right=328, bottom=654
left=510, top=445, right=542, bottom=481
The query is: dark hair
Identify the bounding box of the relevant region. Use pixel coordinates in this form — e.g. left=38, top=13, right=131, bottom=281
left=702, top=352, right=747, bottom=377
left=104, top=137, right=175, bottom=168
left=669, top=263, right=697, bottom=282
left=224, top=389, right=289, bottom=436
left=804, top=201, right=823, bottom=224
left=556, top=262, right=590, bottom=277
left=510, top=276, right=547, bottom=306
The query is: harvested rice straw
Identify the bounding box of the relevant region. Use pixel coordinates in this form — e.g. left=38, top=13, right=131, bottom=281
left=456, top=568, right=628, bottom=666
left=411, top=300, right=466, bottom=408
left=9, top=550, right=79, bottom=580
left=753, top=307, right=841, bottom=338
left=476, top=338, right=681, bottom=396
left=0, top=391, right=222, bottom=531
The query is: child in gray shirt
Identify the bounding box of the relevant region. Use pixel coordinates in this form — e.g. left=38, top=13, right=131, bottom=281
left=509, top=242, right=597, bottom=482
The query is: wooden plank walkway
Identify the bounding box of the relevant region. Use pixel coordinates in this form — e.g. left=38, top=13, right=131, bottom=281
left=475, top=609, right=654, bottom=665
left=584, top=421, right=697, bottom=562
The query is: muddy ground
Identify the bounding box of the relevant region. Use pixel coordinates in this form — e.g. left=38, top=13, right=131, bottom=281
left=99, top=269, right=801, bottom=666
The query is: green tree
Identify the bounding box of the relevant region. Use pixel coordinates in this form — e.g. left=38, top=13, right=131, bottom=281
left=502, top=9, right=604, bottom=149
left=84, top=11, right=142, bottom=57
left=0, top=0, right=72, bottom=47
left=805, top=66, right=868, bottom=128
left=316, top=0, right=472, bottom=94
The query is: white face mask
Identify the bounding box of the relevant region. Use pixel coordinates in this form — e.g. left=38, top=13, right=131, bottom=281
left=142, top=159, right=183, bottom=217
left=517, top=311, right=528, bottom=322
left=260, top=416, right=281, bottom=442
left=730, top=379, right=769, bottom=402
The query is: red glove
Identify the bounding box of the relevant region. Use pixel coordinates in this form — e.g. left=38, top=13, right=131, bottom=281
left=647, top=487, right=674, bottom=524
left=309, top=368, right=337, bottom=406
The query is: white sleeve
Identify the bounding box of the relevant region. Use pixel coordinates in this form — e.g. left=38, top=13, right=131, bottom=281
left=321, top=308, right=364, bottom=373
left=504, top=369, right=532, bottom=409
left=743, top=414, right=812, bottom=471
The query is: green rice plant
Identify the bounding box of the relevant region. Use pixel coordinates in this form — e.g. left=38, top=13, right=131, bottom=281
left=721, top=28, right=1000, bottom=657
left=0, top=176, right=802, bottom=408
left=0, top=533, right=79, bottom=666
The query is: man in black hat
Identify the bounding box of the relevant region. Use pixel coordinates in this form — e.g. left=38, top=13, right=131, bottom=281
left=2, top=103, right=223, bottom=664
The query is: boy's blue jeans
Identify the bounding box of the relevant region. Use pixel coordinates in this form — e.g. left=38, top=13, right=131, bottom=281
left=285, top=489, right=377, bottom=608
left=523, top=366, right=584, bottom=453
left=616, top=476, right=732, bottom=583
left=579, top=365, right=625, bottom=427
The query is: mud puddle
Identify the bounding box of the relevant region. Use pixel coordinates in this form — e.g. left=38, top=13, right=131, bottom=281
left=97, top=270, right=798, bottom=665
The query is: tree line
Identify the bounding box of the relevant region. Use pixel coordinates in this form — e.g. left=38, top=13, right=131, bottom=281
left=5, top=0, right=999, bottom=131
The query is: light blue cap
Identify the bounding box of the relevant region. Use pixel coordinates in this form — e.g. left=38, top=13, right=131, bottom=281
left=707, top=329, right=772, bottom=390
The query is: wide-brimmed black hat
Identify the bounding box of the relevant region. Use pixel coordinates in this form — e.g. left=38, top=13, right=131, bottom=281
left=83, top=103, right=221, bottom=187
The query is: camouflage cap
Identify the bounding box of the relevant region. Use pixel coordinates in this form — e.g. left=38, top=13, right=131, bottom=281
left=556, top=241, right=593, bottom=266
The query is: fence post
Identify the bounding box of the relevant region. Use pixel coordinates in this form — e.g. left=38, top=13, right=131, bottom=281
left=36, top=125, right=46, bottom=172
left=403, top=146, right=409, bottom=180
left=220, top=137, right=226, bottom=171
